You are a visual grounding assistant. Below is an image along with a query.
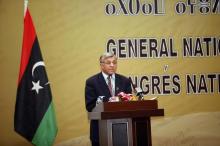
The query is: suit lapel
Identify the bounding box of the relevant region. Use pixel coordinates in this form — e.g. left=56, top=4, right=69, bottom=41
left=97, top=73, right=112, bottom=97
left=115, top=74, right=121, bottom=96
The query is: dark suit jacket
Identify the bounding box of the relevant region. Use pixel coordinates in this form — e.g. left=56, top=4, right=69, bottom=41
left=85, top=72, right=132, bottom=142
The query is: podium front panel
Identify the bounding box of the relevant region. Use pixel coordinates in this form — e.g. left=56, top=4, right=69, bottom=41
left=112, top=122, right=128, bottom=146
left=99, top=118, right=133, bottom=146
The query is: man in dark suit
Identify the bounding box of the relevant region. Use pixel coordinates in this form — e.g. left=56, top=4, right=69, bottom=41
left=85, top=52, right=132, bottom=146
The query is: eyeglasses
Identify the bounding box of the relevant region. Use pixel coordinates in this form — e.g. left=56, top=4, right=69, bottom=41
left=101, top=61, right=117, bottom=65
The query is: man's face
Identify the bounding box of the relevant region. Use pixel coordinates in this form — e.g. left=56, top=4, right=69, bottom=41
left=100, top=56, right=117, bottom=75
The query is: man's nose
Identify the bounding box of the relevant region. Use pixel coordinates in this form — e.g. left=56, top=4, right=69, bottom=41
left=110, top=62, right=114, bottom=66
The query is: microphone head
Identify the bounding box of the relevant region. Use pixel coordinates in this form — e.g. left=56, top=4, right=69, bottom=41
left=135, top=87, right=144, bottom=100
left=128, top=77, right=144, bottom=100
left=135, top=87, right=143, bottom=93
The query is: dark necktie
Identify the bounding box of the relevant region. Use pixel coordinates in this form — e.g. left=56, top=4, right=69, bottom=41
left=107, top=75, right=113, bottom=96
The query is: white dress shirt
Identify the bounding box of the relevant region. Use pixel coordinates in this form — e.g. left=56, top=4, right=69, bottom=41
left=102, top=72, right=115, bottom=96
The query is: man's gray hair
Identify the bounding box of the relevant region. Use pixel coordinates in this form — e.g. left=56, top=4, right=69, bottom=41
left=99, top=52, right=117, bottom=63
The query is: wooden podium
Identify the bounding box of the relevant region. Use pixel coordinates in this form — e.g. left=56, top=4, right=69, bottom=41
left=88, top=100, right=164, bottom=146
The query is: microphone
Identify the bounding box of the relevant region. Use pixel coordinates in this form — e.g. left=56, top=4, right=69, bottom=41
left=135, top=87, right=144, bottom=100
left=129, top=77, right=144, bottom=100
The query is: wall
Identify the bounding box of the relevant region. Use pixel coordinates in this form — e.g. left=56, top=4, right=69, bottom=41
left=0, top=0, right=219, bottom=145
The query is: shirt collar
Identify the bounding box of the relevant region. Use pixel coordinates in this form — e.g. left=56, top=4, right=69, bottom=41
left=102, top=72, right=115, bottom=81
